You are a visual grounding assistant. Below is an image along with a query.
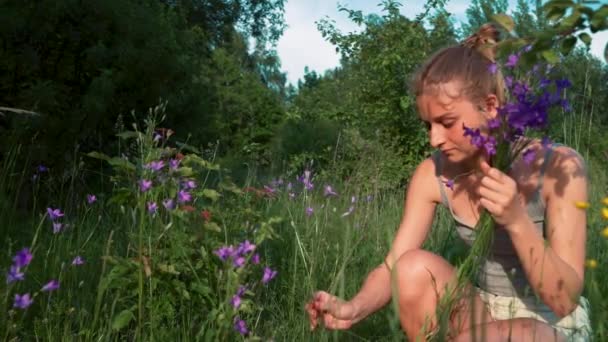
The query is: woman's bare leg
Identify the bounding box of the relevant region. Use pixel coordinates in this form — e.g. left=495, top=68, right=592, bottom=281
left=392, top=249, right=492, bottom=341
left=453, top=318, right=567, bottom=342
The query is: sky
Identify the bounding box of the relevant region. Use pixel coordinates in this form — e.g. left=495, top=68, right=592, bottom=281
left=276, top=0, right=608, bottom=85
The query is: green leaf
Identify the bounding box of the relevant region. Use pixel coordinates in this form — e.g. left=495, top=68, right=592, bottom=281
left=541, top=50, right=560, bottom=64
left=116, top=131, right=142, bottom=140
left=559, top=10, right=582, bottom=29
left=111, top=310, right=135, bottom=331
left=202, top=189, right=221, bottom=202
left=157, top=263, right=180, bottom=275
left=86, top=151, right=111, bottom=162
left=560, top=36, right=577, bottom=55
left=590, top=5, right=608, bottom=31
left=543, top=0, right=574, bottom=10
left=492, top=13, right=515, bottom=33
left=108, top=157, right=136, bottom=172
left=204, top=222, right=222, bottom=232
left=545, top=7, right=567, bottom=22
left=578, top=32, right=592, bottom=47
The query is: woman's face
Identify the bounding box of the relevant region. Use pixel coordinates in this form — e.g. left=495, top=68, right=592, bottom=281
left=416, top=81, right=497, bottom=166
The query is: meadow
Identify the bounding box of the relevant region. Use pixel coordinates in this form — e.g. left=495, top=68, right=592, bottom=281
left=0, top=102, right=606, bottom=342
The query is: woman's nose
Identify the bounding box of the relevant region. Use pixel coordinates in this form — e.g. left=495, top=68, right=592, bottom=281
left=429, top=126, right=446, bottom=148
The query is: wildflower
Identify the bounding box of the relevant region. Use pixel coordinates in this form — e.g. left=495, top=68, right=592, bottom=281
left=52, top=222, right=63, bottom=234
left=147, top=202, right=158, bottom=214
left=37, top=165, right=48, bottom=173
left=341, top=206, right=355, bottom=217
left=601, top=227, right=608, bottom=239
left=233, top=317, right=248, bottom=335
left=287, top=182, right=293, bottom=191
left=505, top=54, right=519, bottom=68
left=214, top=246, right=235, bottom=262
left=585, top=259, right=598, bottom=269
left=162, top=199, right=175, bottom=210
left=86, top=194, right=97, bottom=204
left=201, top=209, right=211, bottom=222
left=262, top=267, right=278, bottom=284
left=324, top=185, right=338, bottom=197
left=251, top=253, right=260, bottom=264
left=139, top=179, right=152, bottom=192
left=574, top=201, right=590, bottom=209
left=484, top=136, right=497, bottom=156
left=169, top=159, right=180, bottom=170
left=602, top=208, right=608, bottom=220
left=41, top=280, right=60, bottom=292
left=13, top=293, right=33, bottom=309
left=444, top=179, right=455, bottom=191
left=231, top=294, right=242, bottom=309
left=237, top=240, right=256, bottom=255
left=522, top=149, right=536, bottom=165
left=13, top=248, right=32, bottom=268
left=600, top=197, right=608, bottom=206
left=233, top=256, right=246, bottom=268
left=47, top=208, right=64, bottom=221
left=6, top=265, right=24, bottom=283
left=183, top=180, right=197, bottom=189
left=488, top=118, right=501, bottom=130
left=488, top=63, right=497, bottom=74
left=237, top=285, right=247, bottom=297
left=305, top=207, right=313, bottom=216
left=72, top=256, right=85, bottom=266
left=178, top=190, right=191, bottom=203
left=144, top=160, right=165, bottom=172
left=555, top=79, right=572, bottom=90
left=351, top=196, right=357, bottom=204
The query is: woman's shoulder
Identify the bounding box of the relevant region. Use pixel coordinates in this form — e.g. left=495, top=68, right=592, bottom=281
left=407, top=153, right=443, bottom=205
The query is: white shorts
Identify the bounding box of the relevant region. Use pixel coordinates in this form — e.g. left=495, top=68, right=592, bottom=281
left=476, top=288, right=592, bottom=341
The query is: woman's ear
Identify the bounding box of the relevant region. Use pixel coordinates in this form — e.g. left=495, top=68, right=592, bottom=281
left=482, top=94, right=499, bottom=119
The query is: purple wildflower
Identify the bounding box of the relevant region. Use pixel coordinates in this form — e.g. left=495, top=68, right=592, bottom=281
left=324, top=185, right=338, bottom=197
left=231, top=294, right=242, bottom=309
left=505, top=54, right=519, bottom=68
left=147, top=202, right=158, bottom=214
left=169, top=159, right=180, bottom=170
left=214, top=246, right=235, bottom=262
left=41, top=280, right=60, bottom=292
left=144, top=160, right=165, bottom=172
left=556, top=79, right=572, bottom=90
left=178, top=190, right=192, bottom=203
left=505, top=76, right=513, bottom=88
left=251, top=253, right=260, bottom=264
left=522, top=148, right=536, bottom=165
left=286, top=182, right=293, bottom=191
left=237, top=240, right=256, bottom=255
left=262, top=267, right=278, bottom=284
left=488, top=63, right=497, bottom=74
left=13, top=248, right=32, bottom=268
left=488, top=118, right=501, bottom=130
left=139, top=179, right=152, bottom=192
left=305, top=207, right=313, bottom=217
left=237, top=285, right=247, bottom=297
left=162, top=199, right=175, bottom=210
left=52, top=222, right=63, bottom=234
left=484, top=136, right=497, bottom=156
left=72, top=256, right=85, bottom=266
left=183, top=180, right=197, bottom=189
left=37, top=165, right=48, bottom=173
left=47, top=208, right=64, bottom=221
left=233, top=256, right=246, bottom=268
left=444, top=179, right=455, bottom=190
left=234, top=317, right=248, bottom=335
left=6, top=265, right=24, bottom=283
left=13, top=293, right=33, bottom=309
left=463, top=125, right=484, bottom=148
left=86, top=194, right=97, bottom=204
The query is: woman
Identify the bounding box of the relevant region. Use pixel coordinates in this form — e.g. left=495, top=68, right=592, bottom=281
left=305, top=24, right=591, bottom=341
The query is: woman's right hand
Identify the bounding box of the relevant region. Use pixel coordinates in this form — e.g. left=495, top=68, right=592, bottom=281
left=304, top=291, right=358, bottom=331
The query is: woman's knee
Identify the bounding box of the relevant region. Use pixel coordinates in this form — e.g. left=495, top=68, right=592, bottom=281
left=393, top=249, right=456, bottom=301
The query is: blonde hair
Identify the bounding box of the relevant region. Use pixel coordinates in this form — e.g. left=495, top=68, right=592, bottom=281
left=411, top=24, right=506, bottom=106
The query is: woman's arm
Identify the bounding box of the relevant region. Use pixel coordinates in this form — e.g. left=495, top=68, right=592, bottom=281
left=507, top=147, right=587, bottom=317
left=348, top=158, right=439, bottom=322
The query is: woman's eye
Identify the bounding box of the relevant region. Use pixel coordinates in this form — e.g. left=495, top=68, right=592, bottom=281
left=443, top=122, right=454, bottom=128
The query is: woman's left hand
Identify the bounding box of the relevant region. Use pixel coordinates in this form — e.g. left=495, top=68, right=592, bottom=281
left=478, top=161, right=528, bottom=229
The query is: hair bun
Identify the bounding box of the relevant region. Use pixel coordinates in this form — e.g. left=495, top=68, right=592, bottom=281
left=462, top=23, right=500, bottom=62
